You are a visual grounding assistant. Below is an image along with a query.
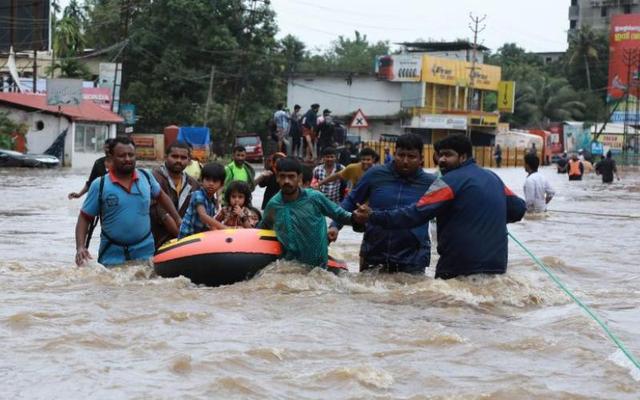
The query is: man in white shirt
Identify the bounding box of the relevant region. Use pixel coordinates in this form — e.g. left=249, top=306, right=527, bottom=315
left=523, top=153, right=555, bottom=213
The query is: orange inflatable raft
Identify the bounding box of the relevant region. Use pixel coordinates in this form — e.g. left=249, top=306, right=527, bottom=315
left=153, top=229, right=347, bottom=287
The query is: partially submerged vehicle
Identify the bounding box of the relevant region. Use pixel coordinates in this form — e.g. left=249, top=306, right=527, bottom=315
left=0, top=149, right=60, bottom=168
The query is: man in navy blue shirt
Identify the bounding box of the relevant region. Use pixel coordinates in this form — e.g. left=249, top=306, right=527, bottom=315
left=329, top=133, right=436, bottom=274
left=355, top=135, right=526, bottom=279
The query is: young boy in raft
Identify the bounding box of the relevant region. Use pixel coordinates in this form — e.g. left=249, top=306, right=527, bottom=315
left=258, top=157, right=364, bottom=268
left=215, top=180, right=260, bottom=228
left=178, top=163, right=227, bottom=238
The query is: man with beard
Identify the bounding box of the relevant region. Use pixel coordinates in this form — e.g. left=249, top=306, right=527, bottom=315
left=74, top=137, right=182, bottom=267
left=150, top=141, right=200, bottom=248
left=354, top=135, right=527, bottom=280
left=328, top=133, right=436, bottom=274
left=258, top=157, right=358, bottom=269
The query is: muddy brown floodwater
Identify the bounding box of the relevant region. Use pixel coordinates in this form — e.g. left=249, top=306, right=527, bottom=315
left=1, top=163, right=639, bottom=399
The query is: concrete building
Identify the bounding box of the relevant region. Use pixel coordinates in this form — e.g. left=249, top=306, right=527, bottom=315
left=534, top=51, right=565, bottom=65
left=286, top=73, right=403, bottom=141
left=0, top=92, right=123, bottom=167
left=569, top=0, right=640, bottom=36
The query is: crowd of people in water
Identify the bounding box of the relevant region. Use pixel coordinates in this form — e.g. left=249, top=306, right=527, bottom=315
left=69, top=103, right=623, bottom=280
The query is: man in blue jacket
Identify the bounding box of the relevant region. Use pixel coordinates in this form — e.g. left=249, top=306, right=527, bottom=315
left=328, top=133, right=436, bottom=274
left=354, top=135, right=526, bottom=280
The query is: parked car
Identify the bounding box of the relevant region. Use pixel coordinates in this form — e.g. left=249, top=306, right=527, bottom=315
left=0, top=149, right=60, bottom=168
left=235, top=134, right=263, bottom=163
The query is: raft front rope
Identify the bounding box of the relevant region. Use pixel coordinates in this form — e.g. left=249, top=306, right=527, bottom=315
left=508, top=231, right=640, bottom=373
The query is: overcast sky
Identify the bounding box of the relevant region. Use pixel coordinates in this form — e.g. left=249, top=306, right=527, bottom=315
left=270, top=0, right=569, bottom=53
left=58, top=0, right=569, bottom=53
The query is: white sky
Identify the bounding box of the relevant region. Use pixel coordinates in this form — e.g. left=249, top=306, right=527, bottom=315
left=270, top=0, right=569, bottom=53
left=59, top=0, right=569, bottom=53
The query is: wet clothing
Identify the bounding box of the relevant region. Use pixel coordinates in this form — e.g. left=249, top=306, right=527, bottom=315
left=337, top=163, right=366, bottom=186
left=150, top=165, right=200, bottom=248
left=178, top=188, right=218, bottom=238
left=317, top=120, right=336, bottom=153
left=556, top=157, right=568, bottom=173
left=523, top=171, right=554, bottom=213
left=568, top=159, right=584, bottom=181
left=258, top=172, right=280, bottom=210
left=224, top=161, right=255, bottom=191
left=314, top=163, right=344, bottom=203
left=259, top=188, right=353, bottom=268
left=215, top=206, right=259, bottom=228
left=596, top=158, right=617, bottom=183
left=331, top=162, right=436, bottom=274
left=81, top=169, right=161, bottom=266
left=369, top=159, right=526, bottom=279
left=86, top=156, right=109, bottom=186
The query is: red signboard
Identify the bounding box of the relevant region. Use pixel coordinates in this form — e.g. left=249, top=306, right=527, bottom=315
left=82, top=87, right=112, bottom=111
left=608, top=14, right=640, bottom=100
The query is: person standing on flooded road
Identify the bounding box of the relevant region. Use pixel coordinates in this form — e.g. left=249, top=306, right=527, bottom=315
left=149, top=141, right=200, bottom=249
left=68, top=138, right=115, bottom=199
left=328, top=133, right=436, bottom=275
left=523, top=153, right=555, bottom=213
left=354, top=135, right=526, bottom=280
left=595, top=151, right=620, bottom=183
left=258, top=157, right=359, bottom=269
left=74, top=137, right=182, bottom=267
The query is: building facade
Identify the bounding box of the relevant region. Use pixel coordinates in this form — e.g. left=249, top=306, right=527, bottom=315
left=569, top=0, right=640, bottom=35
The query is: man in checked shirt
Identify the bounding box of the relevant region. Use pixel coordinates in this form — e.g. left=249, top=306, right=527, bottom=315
left=313, top=146, right=345, bottom=203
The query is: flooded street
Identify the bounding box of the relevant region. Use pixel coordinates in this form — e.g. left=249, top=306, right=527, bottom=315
left=1, top=163, right=639, bottom=399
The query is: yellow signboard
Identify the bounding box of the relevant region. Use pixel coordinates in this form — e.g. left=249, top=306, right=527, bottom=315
left=421, top=56, right=501, bottom=91
left=497, top=81, right=516, bottom=113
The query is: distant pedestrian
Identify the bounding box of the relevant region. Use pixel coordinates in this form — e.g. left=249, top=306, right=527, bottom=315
left=523, top=153, right=554, bottom=213
left=383, top=147, right=392, bottom=164
left=255, top=152, right=286, bottom=210
left=289, top=104, right=303, bottom=157
left=556, top=153, right=568, bottom=174
left=494, top=144, right=502, bottom=168
left=302, top=103, right=320, bottom=161
left=567, top=154, right=584, bottom=181
left=224, top=146, right=256, bottom=193
left=273, top=103, right=290, bottom=154
left=317, top=109, right=336, bottom=155
left=595, top=151, right=620, bottom=183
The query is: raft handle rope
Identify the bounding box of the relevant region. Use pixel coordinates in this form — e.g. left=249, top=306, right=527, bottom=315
left=548, top=209, right=640, bottom=219
left=508, top=231, right=640, bottom=372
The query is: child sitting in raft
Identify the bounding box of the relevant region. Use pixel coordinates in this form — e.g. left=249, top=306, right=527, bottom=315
left=178, top=163, right=227, bottom=238
left=215, top=180, right=260, bottom=228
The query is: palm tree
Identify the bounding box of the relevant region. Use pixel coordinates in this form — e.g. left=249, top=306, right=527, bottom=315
left=512, top=76, right=586, bottom=128
left=567, top=26, right=601, bottom=91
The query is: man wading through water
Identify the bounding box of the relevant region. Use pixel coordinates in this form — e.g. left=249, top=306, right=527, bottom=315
left=74, top=137, right=182, bottom=266
left=149, top=141, right=200, bottom=249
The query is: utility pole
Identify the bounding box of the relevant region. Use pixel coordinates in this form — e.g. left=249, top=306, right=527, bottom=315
left=467, top=13, right=486, bottom=138
left=204, top=65, right=215, bottom=126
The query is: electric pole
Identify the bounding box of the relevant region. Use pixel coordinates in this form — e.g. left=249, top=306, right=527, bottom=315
left=467, top=13, right=486, bottom=138
left=621, top=48, right=638, bottom=161
left=204, top=65, right=215, bottom=126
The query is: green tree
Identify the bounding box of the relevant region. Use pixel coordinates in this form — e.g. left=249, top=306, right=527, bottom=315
left=507, top=76, right=586, bottom=128
left=566, top=26, right=607, bottom=92
left=48, top=0, right=91, bottom=78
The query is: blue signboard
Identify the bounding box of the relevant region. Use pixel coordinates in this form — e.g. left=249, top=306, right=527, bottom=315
left=119, top=104, right=136, bottom=125
left=591, top=141, right=604, bottom=156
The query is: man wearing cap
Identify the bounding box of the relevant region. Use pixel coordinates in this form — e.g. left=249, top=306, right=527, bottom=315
left=317, top=108, right=336, bottom=155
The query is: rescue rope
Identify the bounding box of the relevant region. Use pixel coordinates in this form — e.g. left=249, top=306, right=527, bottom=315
left=548, top=209, right=640, bottom=219
left=508, top=231, right=640, bottom=372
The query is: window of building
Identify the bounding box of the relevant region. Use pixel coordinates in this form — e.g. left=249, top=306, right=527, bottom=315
left=571, top=0, right=577, bottom=5
left=601, top=7, right=608, bottom=17
left=74, top=124, right=109, bottom=153
left=624, top=5, right=632, bottom=14
left=570, top=20, right=577, bottom=29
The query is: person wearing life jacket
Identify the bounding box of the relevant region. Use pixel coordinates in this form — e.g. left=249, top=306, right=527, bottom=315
left=567, top=154, right=584, bottom=181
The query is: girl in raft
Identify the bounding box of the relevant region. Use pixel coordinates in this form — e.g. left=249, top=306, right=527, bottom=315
left=178, top=163, right=227, bottom=238
left=215, top=181, right=260, bottom=228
